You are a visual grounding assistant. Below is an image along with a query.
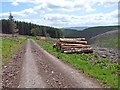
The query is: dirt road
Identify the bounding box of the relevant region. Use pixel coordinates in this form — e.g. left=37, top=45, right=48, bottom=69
left=18, top=39, right=45, bottom=88
left=3, top=39, right=102, bottom=88
left=19, top=39, right=102, bottom=88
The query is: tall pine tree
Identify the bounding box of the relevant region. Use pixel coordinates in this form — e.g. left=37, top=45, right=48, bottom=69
left=8, top=12, right=19, bottom=37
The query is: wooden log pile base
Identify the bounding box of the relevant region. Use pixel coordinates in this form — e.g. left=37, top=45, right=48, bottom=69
left=53, top=38, right=93, bottom=54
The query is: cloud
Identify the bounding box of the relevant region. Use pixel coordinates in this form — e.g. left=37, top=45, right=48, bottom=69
left=0, top=0, right=118, bottom=27
left=1, top=9, right=117, bottom=27
left=9, top=0, right=96, bottom=12
left=46, top=0, right=96, bottom=12
left=0, top=6, right=44, bottom=18
left=99, top=0, right=118, bottom=7
left=4, top=0, right=118, bottom=16
left=0, top=11, right=27, bottom=19
left=41, top=9, right=118, bottom=27
left=11, top=1, right=18, bottom=6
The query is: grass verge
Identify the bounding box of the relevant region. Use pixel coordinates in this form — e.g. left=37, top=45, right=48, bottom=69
left=1, top=36, right=27, bottom=64
left=32, top=37, right=119, bottom=88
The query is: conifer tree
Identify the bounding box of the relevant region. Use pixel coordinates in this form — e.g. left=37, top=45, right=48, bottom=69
left=8, top=12, right=19, bottom=37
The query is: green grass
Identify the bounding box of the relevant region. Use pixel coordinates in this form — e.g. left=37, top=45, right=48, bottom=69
left=32, top=37, right=119, bottom=88
left=1, top=36, right=27, bottom=64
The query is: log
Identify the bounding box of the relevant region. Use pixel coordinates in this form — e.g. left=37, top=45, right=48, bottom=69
left=64, top=48, right=93, bottom=54
left=54, top=38, right=93, bottom=54
left=60, top=38, right=86, bottom=41
left=61, top=47, right=93, bottom=51
left=36, top=36, right=40, bottom=40
left=60, top=43, right=88, bottom=46
left=53, top=43, right=57, bottom=48
left=60, top=45, right=91, bottom=48
left=60, top=40, right=87, bottom=44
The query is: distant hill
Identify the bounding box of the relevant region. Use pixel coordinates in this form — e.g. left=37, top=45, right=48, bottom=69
left=63, top=29, right=80, bottom=38
left=64, top=26, right=88, bottom=30
left=64, top=25, right=119, bottom=40
left=89, top=30, right=118, bottom=49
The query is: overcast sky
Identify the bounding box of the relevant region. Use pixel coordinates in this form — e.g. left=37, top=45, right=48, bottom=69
left=0, top=0, right=119, bottom=28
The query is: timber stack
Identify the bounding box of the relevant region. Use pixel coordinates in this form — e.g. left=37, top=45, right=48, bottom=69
left=54, top=38, right=93, bottom=54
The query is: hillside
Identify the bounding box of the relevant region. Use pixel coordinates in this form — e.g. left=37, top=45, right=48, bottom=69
left=64, top=26, right=119, bottom=40
left=90, top=30, right=118, bottom=49
left=64, top=26, right=88, bottom=30
left=63, top=29, right=80, bottom=38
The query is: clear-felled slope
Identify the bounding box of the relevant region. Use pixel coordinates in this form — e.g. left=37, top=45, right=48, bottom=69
left=90, top=30, right=118, bottom=49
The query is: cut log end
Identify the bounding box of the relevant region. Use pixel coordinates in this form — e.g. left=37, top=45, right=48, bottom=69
left=54, top=38, right=93, bottom=54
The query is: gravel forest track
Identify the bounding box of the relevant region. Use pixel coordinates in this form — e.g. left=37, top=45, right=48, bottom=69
left=3, top=39, right=102, bottom=88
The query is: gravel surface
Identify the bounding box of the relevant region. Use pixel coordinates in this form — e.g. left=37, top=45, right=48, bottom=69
left=18, top=39, right=46, bottom=88
left=30, top=39, right=102, bottom=88
left=2, top=41, right=26, bottom=88
left=2, top=39, right=102, bottom=88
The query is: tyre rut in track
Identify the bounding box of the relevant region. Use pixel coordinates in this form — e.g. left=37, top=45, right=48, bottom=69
left=28, top=39, right=102, bottom=88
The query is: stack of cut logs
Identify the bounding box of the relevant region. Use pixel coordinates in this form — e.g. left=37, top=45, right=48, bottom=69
left=54, top=38, right=93, bottom=54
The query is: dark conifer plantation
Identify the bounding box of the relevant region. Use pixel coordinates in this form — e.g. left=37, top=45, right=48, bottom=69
left=1, top=19, right=63, bottom=38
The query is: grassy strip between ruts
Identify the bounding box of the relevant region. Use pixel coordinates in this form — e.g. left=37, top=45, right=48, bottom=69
left=32, top=37, right=119, bottom=88
left=1, top=36, right=27, bottom=64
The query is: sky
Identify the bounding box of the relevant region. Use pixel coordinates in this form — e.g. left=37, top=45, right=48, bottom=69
left=0, top=0, right=119, bottom=28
